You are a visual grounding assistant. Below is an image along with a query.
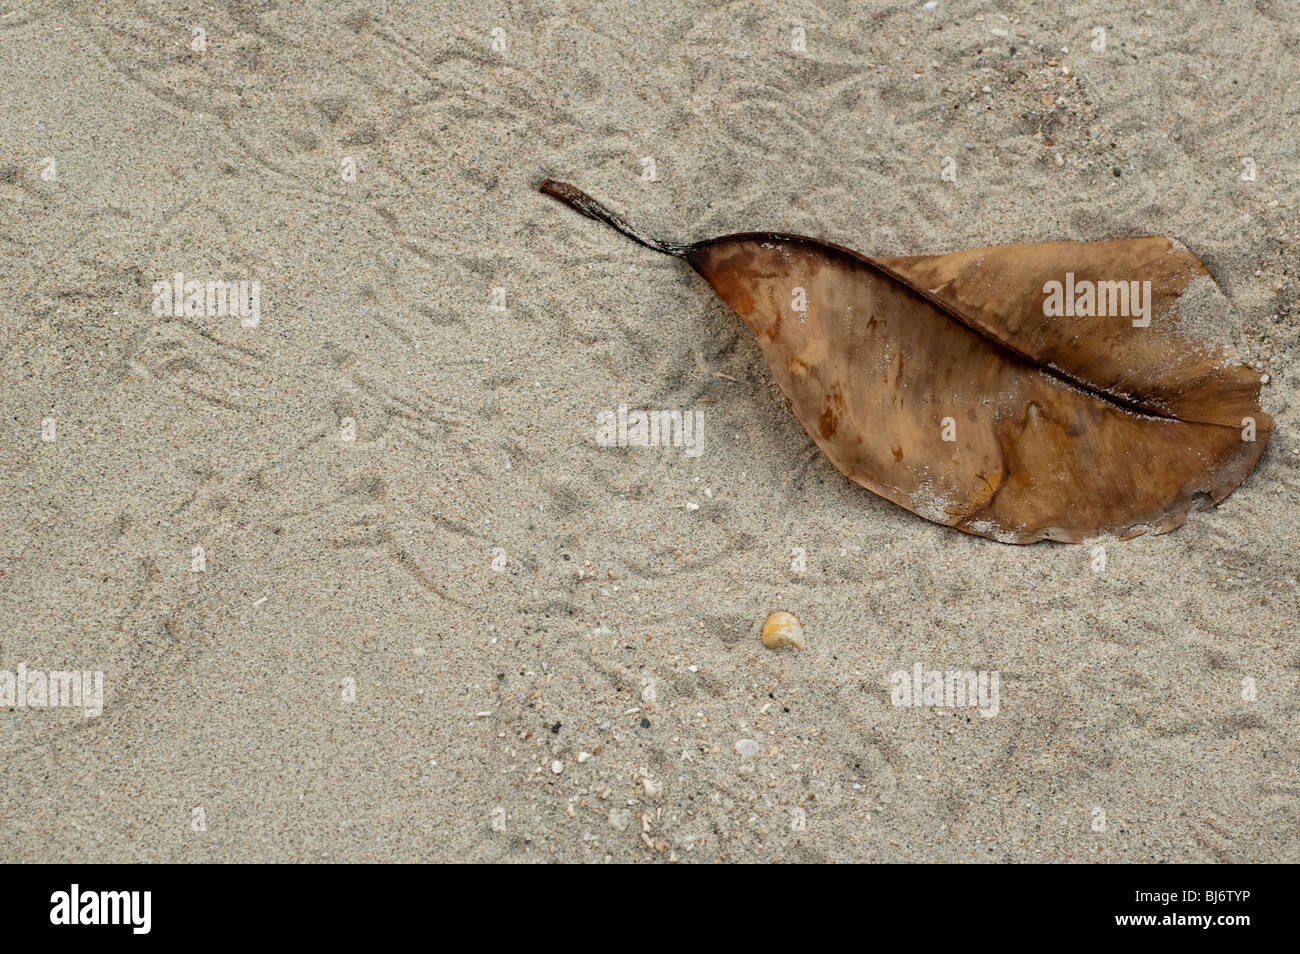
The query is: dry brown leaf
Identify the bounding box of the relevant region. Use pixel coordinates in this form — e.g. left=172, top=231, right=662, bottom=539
left=540, top=180, right=1273, bottom=544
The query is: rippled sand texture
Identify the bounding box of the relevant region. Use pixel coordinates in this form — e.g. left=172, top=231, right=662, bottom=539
left=1, top=0, right=1297, bottom=862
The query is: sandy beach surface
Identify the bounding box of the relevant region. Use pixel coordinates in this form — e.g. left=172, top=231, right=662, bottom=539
left=2, top=0, right=1297, bottom=862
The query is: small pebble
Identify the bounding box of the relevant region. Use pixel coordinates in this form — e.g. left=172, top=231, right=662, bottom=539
left=761, top=611, right=806, bottom=651
left=551, top=760, right=563, bottom=774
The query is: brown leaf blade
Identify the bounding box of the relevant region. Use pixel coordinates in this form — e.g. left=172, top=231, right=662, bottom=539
left=540, top=181, right=1272, bottom=543
left=878, top=238, right=1266, bottom=429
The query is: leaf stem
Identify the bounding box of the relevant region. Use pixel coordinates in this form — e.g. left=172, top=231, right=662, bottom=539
left=539, top=180, right=689, bottom=257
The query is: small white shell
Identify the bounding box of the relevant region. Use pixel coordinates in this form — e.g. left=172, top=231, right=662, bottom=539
left=735, top=738, right=760, bottom=758
left=761, top=611, right=806, bottom=651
